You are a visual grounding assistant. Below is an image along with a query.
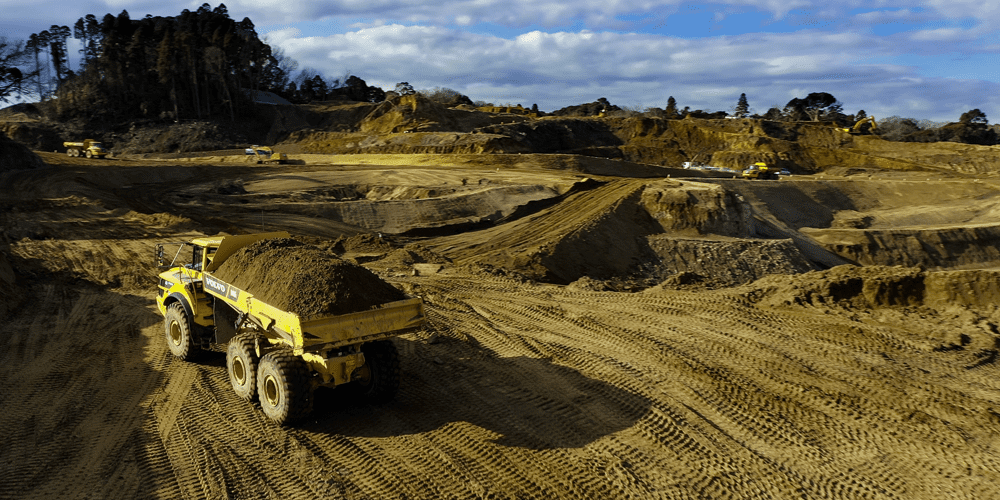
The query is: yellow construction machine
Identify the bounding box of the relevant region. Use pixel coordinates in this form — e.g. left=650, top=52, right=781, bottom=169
left=64, top=139, right=108, bottom=158
left=245, top=145, right=288, bottom=164
left=838, top=116, right=878, bottom=135
left=741, top=162, right=780, bottom=180
left=155, top=232, right=425, bottom=424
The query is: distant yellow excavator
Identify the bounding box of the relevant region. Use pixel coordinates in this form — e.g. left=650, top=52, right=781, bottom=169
left=838, top=116, right=878, bottom=135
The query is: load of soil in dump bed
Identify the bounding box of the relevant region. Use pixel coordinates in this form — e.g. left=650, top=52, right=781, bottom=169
left=211, top=238, right=406, bottom=317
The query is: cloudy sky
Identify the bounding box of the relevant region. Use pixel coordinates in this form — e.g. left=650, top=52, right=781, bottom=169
left=3, top=0, right=999, bottom=122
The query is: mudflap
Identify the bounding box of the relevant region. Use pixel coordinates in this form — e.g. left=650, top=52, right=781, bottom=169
left=214, top=300, right=239, bottom=344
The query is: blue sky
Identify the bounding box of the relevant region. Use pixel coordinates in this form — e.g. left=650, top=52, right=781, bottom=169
left=3, top=0, right=1000, bottom=122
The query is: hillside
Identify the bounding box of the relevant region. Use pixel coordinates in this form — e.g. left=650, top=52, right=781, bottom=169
left=4, top=95, right=1000, bottom=179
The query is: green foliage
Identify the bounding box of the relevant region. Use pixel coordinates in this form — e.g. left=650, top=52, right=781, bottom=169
left=877, top=116, right=922, bottom=141
left=48, top=4, right=294, bottom=123
left=959, top=109, right=988, bottom=124
left=784, top=92, right=842, bottom=121
left=418, top=87, right=473, bottom=107
left=664, top=96, right=678, bottom=118
left=762, top=107, right=783, bottom=121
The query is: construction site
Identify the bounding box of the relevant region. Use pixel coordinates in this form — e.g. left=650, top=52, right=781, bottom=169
left=2, top=95, right=1000, bottom=499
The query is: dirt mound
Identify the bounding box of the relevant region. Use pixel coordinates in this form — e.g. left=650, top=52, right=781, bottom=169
left=0, top=131, right=45, bottom=172
left=211, top=238, right=406, bottom=317
left=0, top=122, right=64, bottom=152
left=474, top=117, right=624, bottom=156
left=111, top=121, right=249, bottom=155
left=280, top=129, right=520, bottom=154
left=360, top=94, right=522, bottom=134
left=427, top=179, right=811, bottom=286
left=645, top=236, right=815, bottom=287
left=750, top=265, right=928, bottom=309
left=378, top=244, right=451, bottom=267
left=342, top=233, right=395, bottom=254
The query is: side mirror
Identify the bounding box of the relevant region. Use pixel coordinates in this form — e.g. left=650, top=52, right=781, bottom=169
left=156, top=244, right=165, bottom=267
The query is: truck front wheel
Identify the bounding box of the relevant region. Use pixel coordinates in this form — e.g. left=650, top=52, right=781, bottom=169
left=164, top=302, right=201, bottom=360
left=227, top=335, right=260, bottom=401
left=353, top=340, right=401, bottom=403
left=257, top=351, right=312, bottom=424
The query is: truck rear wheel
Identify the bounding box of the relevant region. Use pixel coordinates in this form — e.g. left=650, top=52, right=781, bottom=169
left=257, top=351, right=312, bottom=424
left=353, top=340, right=401, bottom=403
left=227, top=335, right=260, bottom=401
left=164, top=302, right=201, bottom=360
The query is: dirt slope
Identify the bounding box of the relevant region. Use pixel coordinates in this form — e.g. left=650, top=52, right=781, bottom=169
left=2, top=152, right=1000, bottom=499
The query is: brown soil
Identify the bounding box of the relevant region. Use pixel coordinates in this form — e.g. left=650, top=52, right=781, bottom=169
left=3, top=122, right=1000, bottom=499
left=211, top=238, right=406, bottom=316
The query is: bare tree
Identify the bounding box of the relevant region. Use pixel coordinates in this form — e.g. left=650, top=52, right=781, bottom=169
left=0, top=37, right=31, bottom=102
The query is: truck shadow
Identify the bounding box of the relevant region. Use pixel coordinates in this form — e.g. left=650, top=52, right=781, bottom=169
left=302, top=337, right=652, bottom=450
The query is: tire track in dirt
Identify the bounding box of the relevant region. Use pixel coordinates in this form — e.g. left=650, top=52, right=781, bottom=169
left=8, top=154, right=1000, bottom=498
left=405, top=273, right=1000, bottom=498
left=0, top=285, right=164, bottom=500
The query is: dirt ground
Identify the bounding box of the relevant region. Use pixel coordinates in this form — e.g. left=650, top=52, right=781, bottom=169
left=3, top=149, right=1000, bottom=499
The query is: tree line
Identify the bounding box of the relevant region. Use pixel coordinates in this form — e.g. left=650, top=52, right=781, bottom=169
left=0, top=3, right=390, bottom=124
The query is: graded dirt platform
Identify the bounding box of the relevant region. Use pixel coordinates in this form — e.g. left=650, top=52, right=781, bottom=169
left=1, top=151, right=1000, bottom=499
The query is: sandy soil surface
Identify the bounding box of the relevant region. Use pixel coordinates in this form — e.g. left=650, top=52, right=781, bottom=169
left=2, top=151, right=1000, bottom=499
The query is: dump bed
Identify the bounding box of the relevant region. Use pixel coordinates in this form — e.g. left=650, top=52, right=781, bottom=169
left=203, top=271, right=424, bottom=354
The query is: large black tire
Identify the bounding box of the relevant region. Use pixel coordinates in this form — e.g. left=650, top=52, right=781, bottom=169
left=85, top=150, right=92, bottom=159
left=257, top=351, right=313, bottom=424
left=164, top=302, right=201, bottom=360
left=227, top=335, right=260, bottom=401
left=353, top=340, right=401, bottom=403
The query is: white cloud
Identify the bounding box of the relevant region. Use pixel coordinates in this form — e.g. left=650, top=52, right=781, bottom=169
left=263, top=22, right=997, bottom=121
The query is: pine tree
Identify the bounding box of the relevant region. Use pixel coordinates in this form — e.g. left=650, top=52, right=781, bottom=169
left=734, top=93, right=749, bottom=118
left=665, top=96, right=677, bottom=118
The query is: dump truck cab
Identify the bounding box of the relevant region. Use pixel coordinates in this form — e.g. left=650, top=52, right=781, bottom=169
left=155, top=235, right=223, bottom=332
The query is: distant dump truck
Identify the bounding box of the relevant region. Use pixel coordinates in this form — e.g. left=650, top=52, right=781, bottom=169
left=244, top=145, right=288, bottom=164
left=155, top=232, right=425, bottom=424
left=741, top=162, right=779, bottom=180
left=64, top=139, right=108, bottom=158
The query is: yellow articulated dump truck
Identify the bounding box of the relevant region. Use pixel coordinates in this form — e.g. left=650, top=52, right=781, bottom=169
left=64, top=139, right=108, bottom=158
left=155, top=232, right=425, bottom=424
